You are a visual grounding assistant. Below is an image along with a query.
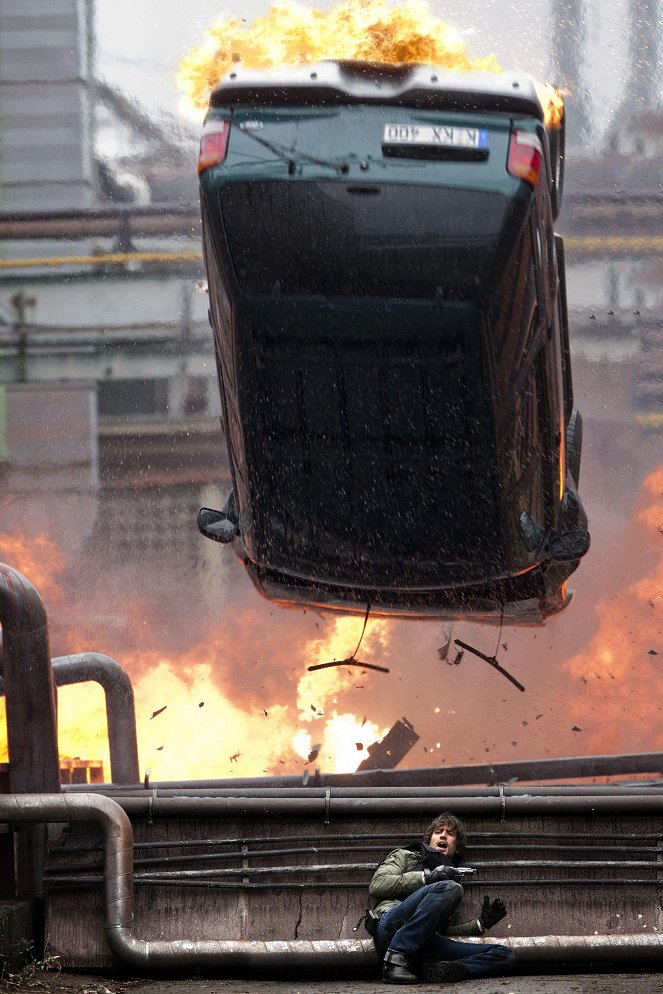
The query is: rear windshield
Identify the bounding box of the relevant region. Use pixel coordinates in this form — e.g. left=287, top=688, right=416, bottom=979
left=219, top=181, right=507, bottom=299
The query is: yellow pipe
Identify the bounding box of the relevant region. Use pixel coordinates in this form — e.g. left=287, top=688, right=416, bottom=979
left=636, top=413, right=663, bottom=429
left=0, top=250, right=203, bottom=270
left=3, top=237, right=663, bottom=272
left=563, top=236, right=663, bottom=254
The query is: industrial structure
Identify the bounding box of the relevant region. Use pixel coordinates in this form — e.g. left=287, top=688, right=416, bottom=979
left=1, top=0, right=663, bottom=975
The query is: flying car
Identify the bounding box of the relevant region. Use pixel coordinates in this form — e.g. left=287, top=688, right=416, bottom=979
left=197, top=60, right=589, bottom=624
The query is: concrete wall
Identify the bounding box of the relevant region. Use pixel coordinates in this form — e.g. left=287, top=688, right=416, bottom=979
left=0, top=0, right=94, bottom=211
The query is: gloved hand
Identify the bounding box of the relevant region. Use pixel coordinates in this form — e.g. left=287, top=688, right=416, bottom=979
left=422, top=865, right=464, bottom=884
left=479, top=896, right=507, bottom=929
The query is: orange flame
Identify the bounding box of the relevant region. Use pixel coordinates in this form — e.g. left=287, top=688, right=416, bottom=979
left=564, top=466, right=663, bottom=755
left=0, top=529, right=391, bottom=780
left=177, top=0, right=564, bottom=128
left=0, top=529, right=65, bottom=609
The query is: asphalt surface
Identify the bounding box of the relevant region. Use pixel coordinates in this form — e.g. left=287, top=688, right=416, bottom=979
left=3, top=971, right=663, bottom=994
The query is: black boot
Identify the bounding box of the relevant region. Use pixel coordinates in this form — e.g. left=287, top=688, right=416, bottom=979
left=383, top=948, right=419, bottom=984
left=420, top=961, right=471, bottom=983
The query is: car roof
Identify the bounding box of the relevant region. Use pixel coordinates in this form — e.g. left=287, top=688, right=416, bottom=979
left=209, top=59, right=544, bottom=120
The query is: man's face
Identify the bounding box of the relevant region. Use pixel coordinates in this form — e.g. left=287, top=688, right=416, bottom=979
left=428, top=823, right=458, bottom=859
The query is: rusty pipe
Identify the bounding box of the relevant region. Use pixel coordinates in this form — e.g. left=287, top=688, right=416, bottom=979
left=63, top=783, right=663, bottom=799
left=0, top=563, right=59, bottom=793
left=51, top=655, right=139, bottom=785
left=71, top=791, right=663, bottom=821
left=56, top=751, right=663, bottom=790
left=0, top=653, right=140, bottom=785
left=5, top=791, right=663, bottom=970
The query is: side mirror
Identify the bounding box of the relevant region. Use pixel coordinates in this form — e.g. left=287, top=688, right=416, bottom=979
left=549, top=529, right=590, bottom=562
left=197, top=506, right=236, bottom=544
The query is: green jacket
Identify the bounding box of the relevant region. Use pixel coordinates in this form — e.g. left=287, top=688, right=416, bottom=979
left=368, top=846, right=483, bottom=938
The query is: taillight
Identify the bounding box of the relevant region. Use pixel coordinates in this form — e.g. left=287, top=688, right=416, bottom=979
left=198, top=120, right=230, bottom=175
left=507, top=130, right=542, bottom=188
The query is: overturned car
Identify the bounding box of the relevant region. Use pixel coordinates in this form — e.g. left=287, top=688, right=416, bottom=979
left=197, top=60, right=589, bottom=624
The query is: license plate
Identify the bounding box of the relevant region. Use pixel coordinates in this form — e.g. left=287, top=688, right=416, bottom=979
left=383, top=124, right=489, bottom=150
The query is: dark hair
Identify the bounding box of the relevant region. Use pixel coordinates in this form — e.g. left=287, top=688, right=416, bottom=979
left=423, top=812, right=467, bottom=863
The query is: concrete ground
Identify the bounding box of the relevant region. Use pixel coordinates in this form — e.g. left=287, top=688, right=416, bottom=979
left=3, top=971, right=663, bottom=994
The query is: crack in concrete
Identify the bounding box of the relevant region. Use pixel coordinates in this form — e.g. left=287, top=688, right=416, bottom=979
left=293, top=888, right=304, bottom=939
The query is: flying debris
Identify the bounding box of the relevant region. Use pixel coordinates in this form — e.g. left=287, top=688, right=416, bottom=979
left=307, top=743, right=322, bottom=764
left=150, top=706, right=167, bottom=720
left=230, top=751, right=241, bottom=762
left=198, top=701, right=205, bottom=707
left=571, top=726, right=582, bottom=732
left=356, top=718, right=418, bottom=772
left=437, top=622, right=453, bottom=661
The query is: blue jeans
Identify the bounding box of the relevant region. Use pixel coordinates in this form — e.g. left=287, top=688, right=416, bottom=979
left=375, top=881, right=517, bottom=979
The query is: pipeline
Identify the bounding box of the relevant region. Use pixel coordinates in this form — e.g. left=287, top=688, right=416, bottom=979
left=51, top=655, right=139, bottom=785
left=99, top=791, right=663, bottom=820
left=0, top=563, right=59, bottom=793
left=0, top=649, right=139, bottom=786
left=6, top=792, right=663, bottom=970
left=64, top=782, right=663, bottom=800
left=59, top=751, right=663, bottom=791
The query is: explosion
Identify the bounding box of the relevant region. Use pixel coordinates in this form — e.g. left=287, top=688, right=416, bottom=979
left=177, top=0, right=564, bottom=128
left=0, top=523, right=390, bottom=781
left=564, top=466, right=663, bottom=755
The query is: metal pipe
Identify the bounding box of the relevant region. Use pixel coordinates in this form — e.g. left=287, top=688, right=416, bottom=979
left=0, top=194, right=657, bottom=241
left=62, top=781, right=663, bottom=799
left=5, top=792, right=663, bottom=969
left=53, top=828, right=663, bottom=855
left=107, top=792, right=663, bottom=820
left=0, top=563, right=59, bottom=793
left=0, top=205, right=200, bottom=241
left=51, top=655, right=139, bottom=785
left=60, top=751, right=663, bottom=791
left=45, top=875, right=663, bottom=890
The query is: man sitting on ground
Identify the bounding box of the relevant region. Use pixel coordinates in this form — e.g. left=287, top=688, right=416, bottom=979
left=368, top=811, right=517, bottom=984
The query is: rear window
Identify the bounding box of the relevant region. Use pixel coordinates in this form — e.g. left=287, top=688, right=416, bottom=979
left=219, top=181, right=507, bottom=299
